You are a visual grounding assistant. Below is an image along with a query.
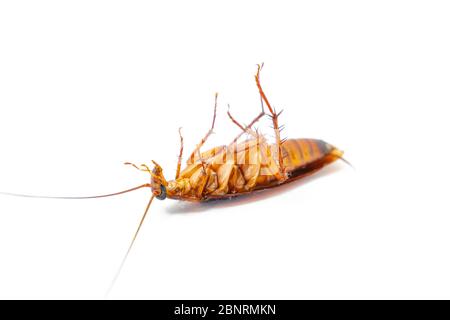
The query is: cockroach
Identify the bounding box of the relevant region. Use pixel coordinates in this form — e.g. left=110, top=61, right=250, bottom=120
left=1, top=64, right=346, bottom=292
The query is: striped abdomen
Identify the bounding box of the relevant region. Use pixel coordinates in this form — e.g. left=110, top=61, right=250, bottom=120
left=281, top=139, right=343, bottom=180
left=170, top=138, right=343, bottom=201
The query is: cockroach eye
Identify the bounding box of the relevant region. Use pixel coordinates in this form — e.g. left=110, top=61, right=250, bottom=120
left=156, top=184, right=167, bottom=200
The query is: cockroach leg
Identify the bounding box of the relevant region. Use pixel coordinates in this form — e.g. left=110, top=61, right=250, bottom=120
left=255, top=64, right=287, bottom=180
left=227, top=104, right=259, bottom=139
left=175, top=127, right=184, bottom=179
left=187, top=93, right=218, bottom=172
left=228, top=111, right=265, bottom=146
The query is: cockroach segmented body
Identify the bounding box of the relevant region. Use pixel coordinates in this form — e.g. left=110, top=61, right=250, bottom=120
left=129, top=64, right=344, bottom=203
left=1, top=64, right=346, bottom=293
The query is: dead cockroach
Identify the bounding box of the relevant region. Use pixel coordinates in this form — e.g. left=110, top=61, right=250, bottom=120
left=1, top=64, right=346, bottom=292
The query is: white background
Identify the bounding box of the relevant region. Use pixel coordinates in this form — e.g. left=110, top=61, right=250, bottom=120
left=0, top=1, right=449, bottom=299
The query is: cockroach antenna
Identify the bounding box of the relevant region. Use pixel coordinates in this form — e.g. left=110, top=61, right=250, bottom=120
left=106, top=194, right=156, bottom=297
left=0, top=184, right=150, bottom=200
left=0, top=182, right=157, bottom=296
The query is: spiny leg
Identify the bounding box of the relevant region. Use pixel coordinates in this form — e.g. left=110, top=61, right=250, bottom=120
left=223, top=95, right=266, bottom=165
left=175, top=127, right=184, bottom=179
left=187, top=93, right=218, bottom=171
left=254, top=63, right=286, bottom=179
left=227, top=81, right=266, bottom=146
left=225, top=104, right=268, bottom=166
left=227, top=107, right=283, bottom=181
left=227, top=110, right=265, bottom=146
left=226, top=109, right=283, bottom=181
left=226, top=104, right=259, bottom=140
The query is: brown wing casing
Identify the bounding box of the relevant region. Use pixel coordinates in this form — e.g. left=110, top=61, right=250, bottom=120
left=281, top=139, right=343, bottom=182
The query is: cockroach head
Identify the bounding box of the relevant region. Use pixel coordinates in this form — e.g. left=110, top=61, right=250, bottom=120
left=124, top=160, right=168, bottom=200
left=150, top=160, right=168, bottom=200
